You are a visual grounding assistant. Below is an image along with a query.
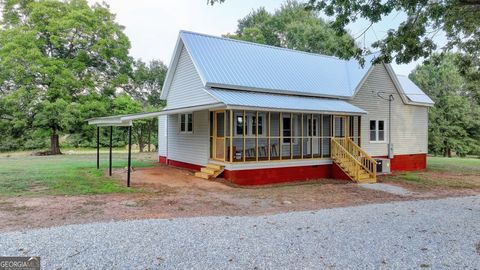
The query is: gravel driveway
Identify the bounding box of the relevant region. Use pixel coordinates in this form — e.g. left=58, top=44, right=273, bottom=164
left=1, top=196, right=479, bottom=269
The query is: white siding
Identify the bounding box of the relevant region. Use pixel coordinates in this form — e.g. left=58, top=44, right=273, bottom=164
left=158, top=115, right=167, bottom=156
left=350, top=64, right=428, bottom=156
left=167, top=110, right=210, bottom=166
left=165, top=46, right=217, bottom=109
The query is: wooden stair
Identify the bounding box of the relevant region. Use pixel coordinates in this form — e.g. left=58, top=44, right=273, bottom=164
left=195, top=163, right=225, bottom=180
left=331, top=138, right=377, bottom=183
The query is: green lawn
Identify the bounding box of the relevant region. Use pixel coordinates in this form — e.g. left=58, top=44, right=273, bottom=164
left=385, top=156, right=480, bottom=189
left=0, top=152, right=157, bottom=197
left=427, top=156, right=480, bottom=173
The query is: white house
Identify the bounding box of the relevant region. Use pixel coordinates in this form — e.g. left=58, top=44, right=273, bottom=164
left=90, top=30, right=434, bottom=186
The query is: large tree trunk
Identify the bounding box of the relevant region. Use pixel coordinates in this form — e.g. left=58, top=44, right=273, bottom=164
left=50, top=133, right=62, bottom=155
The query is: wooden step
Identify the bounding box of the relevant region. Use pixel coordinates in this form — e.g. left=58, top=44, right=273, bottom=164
left=206, top=163, right=223, bottom=170
left=358, top=172, right=371, bottom=179
left=201, top=167, right=216, bottom=174
left=194, top=172, right=211, bottom=179
left=357, top=177, right=376, bottom=183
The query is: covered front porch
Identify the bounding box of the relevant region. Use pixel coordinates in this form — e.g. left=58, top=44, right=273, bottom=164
left=209, top=110, right=361, bottom=163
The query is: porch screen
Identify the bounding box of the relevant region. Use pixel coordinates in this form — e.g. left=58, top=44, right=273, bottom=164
left=220, top=110, right=360, bottom=163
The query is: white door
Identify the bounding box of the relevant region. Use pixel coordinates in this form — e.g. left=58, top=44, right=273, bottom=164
left=306, top=115, right=319, bottom=155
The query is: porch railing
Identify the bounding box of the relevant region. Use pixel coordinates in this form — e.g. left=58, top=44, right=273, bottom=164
left=331, top=137, right=376, bottom=182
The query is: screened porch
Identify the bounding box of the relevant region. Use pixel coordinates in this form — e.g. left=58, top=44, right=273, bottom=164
left=209, top=110, right=361, bottom=163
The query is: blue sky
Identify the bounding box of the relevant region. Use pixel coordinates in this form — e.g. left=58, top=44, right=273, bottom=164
left=91, top=0, right=438, bottom=75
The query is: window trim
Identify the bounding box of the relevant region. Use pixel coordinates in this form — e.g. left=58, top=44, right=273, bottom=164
left=369, top=120, right=386, bottom=143
left=282, top=114, right=299, bottom=145
left=306, top=116, right=318, bottom=137
left=179, top=113, right=193, bottom=134
left=234, top=112, right=266, bottom=137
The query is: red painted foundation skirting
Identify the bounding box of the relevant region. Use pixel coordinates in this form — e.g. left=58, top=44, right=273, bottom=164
left=223, top=164, right=332, bottom=186
left=158, top=153, right=427, bottom=185
left=374, top=153, right=427, bottom=171
left=159, top=156, right=168, bottom=164
left=162, top=158, right=202, bottom=171
left=331, top=163, right=351, bottom=180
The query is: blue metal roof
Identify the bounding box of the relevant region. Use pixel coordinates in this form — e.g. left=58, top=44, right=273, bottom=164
left=181, top=31, right=374, bottom=98
left=206, top=88, right=367, bottom=114
left=396, top=75, right=434, bottom=105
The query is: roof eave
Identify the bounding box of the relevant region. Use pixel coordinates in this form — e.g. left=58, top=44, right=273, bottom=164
left=225, top=105, right=367, bottom=115
left=206, top=83, right=352, bottom=100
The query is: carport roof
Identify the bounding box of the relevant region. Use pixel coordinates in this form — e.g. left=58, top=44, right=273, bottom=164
left=86, top=103, right=225, bottom=126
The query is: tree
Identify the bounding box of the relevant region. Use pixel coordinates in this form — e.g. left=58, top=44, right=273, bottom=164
left=0, top=0, right=131, bottom=154
left=129, top=59, right=168, bottom=108
left=211, top=0, right=480, bottom=66
left=225, top=1, right=359, bottom=59
left=410, top=53, right=480, bottom=157
left=125, top=59, right=168, bottom=152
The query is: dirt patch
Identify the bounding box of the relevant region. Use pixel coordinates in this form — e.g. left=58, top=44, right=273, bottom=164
left=0, top=165, right=478, bottom=232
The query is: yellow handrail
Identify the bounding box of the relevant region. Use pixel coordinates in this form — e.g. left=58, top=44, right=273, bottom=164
left=331, top=137, right=376, bottom=181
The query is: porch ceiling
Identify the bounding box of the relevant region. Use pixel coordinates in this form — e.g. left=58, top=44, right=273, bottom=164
left=206, top=88, right=367, bottom=115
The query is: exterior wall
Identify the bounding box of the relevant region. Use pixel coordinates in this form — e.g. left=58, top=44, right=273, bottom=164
left=223, top=164, right=334, bottom=185
left=165, top=46, right=217, bottom=109
left=375, top=153, right=427, bottom=171
left=158, top=115, right=167, bottom=157
left=349, top=64, right=428, bottom=156
left=166, top=110, right=210, bottom=167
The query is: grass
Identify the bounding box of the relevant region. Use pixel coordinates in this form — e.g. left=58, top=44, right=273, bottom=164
left=386, top=156, right=480, bottom=189
left=426, top=156, right=480, bottom=174
left=0, top=151, right=157, bottom=197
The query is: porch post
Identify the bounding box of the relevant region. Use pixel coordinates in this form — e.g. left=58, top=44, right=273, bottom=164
left=229, top=110, right=233, bottom=163
left=127, top=125, right=132, bottom=187
left=96, top=126, right=100, bottom=169
left=109, top=126, right=113, bottom=176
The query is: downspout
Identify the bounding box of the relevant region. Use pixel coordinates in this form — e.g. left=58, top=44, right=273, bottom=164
left=388, top=94, right=394, bottom=159
left=377, top=92, right=395, bottom=159
left=166, top=116, right=169, bottom=163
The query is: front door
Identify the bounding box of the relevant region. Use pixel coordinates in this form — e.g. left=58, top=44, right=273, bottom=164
left=334, top=116, right=348, bottom=138
left=213, top=111, right=225, bottom=161
left=306, top=115, right=320, bottom=155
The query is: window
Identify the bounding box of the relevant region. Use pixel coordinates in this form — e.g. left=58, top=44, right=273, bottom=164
left=180, top=113, right=193, bottom=133
left=370, top=120, right=385, bottom=142
left=369, top=120, right=376, bottom=141
left=283, top=117, right=291, bottom=143
left=252, top=115, right=265, bottom=135
left=378, top=120, right=385, bottom=141
left=282, top=114, right=298, bottom=144
left=236, top=115, right=245, bottom=135
left=234, top=112, right=266, bottom=136
left=307, top=117, right=318, bottom=136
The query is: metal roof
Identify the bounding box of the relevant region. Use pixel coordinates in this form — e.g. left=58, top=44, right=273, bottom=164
left=396, top=75, right=434, bottom=105
left=86, top=103, right=226, bottom=126
left=181, top=30, right=375, bottom=98
left=206, top=88, right=367, bottom=114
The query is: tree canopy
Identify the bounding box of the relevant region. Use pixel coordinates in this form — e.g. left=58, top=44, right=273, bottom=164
left=410, top=53, right=480, bottom=157
left=0, top=0, right=132, bottom=154
left=224, top=1, right=359, bottom=59
left=212, top=0, right=480, bottom=66
left=0, top=0, right=167, bottom=154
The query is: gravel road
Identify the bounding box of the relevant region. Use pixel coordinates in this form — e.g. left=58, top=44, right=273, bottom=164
left=1, top=196, right=479, bottom=269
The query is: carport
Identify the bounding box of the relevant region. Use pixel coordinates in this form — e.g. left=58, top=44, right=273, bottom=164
left=87, top=112, right=162, bottom=187
left=86, top=105, right=222, bottom=186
